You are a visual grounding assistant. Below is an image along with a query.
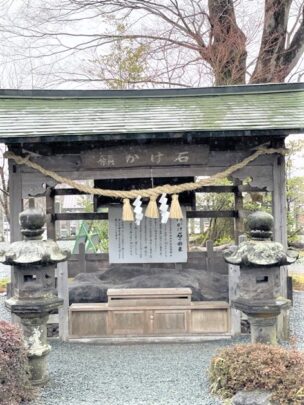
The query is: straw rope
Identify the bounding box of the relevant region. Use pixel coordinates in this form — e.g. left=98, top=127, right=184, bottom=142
left=4, top=146, right=286, bottom=199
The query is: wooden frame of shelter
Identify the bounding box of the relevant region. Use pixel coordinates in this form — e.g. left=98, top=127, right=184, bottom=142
left=2, top=82, right=304, bottom=342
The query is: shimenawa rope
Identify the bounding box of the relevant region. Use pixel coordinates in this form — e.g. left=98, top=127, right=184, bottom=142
left=4, top=146, right=286, bottom=221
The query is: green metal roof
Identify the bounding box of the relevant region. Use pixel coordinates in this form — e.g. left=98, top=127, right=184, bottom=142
left=0, top=83, right=303, bottom=143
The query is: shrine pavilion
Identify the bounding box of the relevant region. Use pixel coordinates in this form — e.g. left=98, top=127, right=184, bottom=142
left=1, top=82, right=304, bottom=342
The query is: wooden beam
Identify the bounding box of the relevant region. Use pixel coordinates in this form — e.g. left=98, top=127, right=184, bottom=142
left=20, top=150, right=273, bottom=174
left=21, top=164, right=273, bottom=185
left=3, top=129, right=292, bottom=145
left=52, top=185, right=267, bottom=196
left=187, top=211, right=237, bottom=218
left=55, top=212, right=108, bottom=221
left=54, top=210, right=237, bottom=221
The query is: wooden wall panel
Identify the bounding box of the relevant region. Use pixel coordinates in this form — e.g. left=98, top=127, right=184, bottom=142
left=191, top=309, right=229, bottom=333
left=109, top=311, right=146, bottom=335
left=70, top=311, right=107, bottom=337
left=152, top=310, right=188, bottom=334
left=69, top=302, right=230, bottom=338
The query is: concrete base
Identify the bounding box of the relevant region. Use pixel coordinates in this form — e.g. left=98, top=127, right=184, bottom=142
left=67, top=334, right=232, bottom=345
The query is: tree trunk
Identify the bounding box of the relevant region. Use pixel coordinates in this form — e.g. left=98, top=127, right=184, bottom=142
left=208, top=0, right=247, bottom=85
left=250, top=0, right=292, bottom=83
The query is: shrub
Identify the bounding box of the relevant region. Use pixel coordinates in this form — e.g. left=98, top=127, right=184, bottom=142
left=0, top=277, right=9, bottom=293
left=0, top=320, right=35, bottom=404
left=292, top=273, right=304, bottom=291
left=209, top=343, right=304, bottom=405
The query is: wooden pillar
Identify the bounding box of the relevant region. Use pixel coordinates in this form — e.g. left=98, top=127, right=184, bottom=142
left=272, top=153, right=289, bottom=339
left=228, top=234, right=245, bottom=336
left=57, top=261, right=69, bottom=341
left=8, top=160, right=23, bottom=323
left=233, top=178, right=244, bottom=243
left=272, top=154, right=288, bottom=248
left=46, top=187, right=56, bottom=240
left=79, top=242, right=86, bottom=273
left=206, top=240, right=214, bottom=273
left=8, top=160, right=23, bottom=242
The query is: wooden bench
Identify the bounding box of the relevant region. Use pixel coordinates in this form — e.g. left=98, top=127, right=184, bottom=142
left=69, top=288, right=230, bottom=339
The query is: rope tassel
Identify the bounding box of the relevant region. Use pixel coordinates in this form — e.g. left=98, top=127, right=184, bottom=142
left=145, top=196, right=159, bottom=218
left=122, top=198, right=134, bottom=221
left=169, top=194, right=183, bottom=219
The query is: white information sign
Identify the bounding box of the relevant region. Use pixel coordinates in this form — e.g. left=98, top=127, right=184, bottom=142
left=108, top=206, right=188, bottom=263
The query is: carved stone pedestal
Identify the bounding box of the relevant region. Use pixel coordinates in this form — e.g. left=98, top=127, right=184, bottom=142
left=248, top=315, right=277, bottom=345
left=20, top=315, right=50, bottom=386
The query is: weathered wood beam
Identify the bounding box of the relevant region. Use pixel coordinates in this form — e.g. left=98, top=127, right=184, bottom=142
left=3, top=129, right=292, bottom=145
left=52, top=185, right=267, bottom=196
left=20, top=151, right=274, bottom=173
left=187, top=211, right=237, bottom=218
left=21, top=165, right=273, bottom=189
left=54, top=210, right=237, bottom=221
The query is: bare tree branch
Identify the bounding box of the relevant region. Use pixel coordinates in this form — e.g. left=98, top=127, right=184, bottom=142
left=1, top=0, right=304, bottom=87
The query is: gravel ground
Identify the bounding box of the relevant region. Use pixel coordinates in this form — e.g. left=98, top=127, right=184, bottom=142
left=0, top=292, right=303, bottom=405
left=290, top=291, right=304, bottom=349
left=289, top=259, right=304, bottom=274
left=0, top=294, right=10, bottom=321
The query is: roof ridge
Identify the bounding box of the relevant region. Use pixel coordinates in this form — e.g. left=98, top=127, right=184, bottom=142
left=0, top=82, right=303, bottom=99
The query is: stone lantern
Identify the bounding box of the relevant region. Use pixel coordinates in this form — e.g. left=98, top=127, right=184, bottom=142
left=224, top=211, right=297, bottom=344
left=2, top=200, right=69, bottom=386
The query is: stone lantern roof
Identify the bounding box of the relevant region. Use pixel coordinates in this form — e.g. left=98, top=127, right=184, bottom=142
left=224, top=211, right=298, bottom=267
left=0, top=203, right=69, bottom=265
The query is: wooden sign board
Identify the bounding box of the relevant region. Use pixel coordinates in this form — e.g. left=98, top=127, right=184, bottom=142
left=108, top=206, right=187, bottom=263
left=81, top=144, right=209, bottom=169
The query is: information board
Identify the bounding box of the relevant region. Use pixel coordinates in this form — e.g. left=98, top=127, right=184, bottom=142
left=108, top=206, right=188, bottom=263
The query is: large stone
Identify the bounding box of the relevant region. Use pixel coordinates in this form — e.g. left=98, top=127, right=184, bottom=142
left=231, top=390, right=273, bottom=405
left=69, top=266, right=228, bottom=304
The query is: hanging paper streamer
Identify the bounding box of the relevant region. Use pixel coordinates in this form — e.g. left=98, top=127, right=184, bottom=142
left=122, top=198, right=134, bottom=221
left=133, top=196, right=143, bottom=226
left=145, top=195, right=159, bottom=218
left=169, top=194, right=183, bottom=219
left=159, top=193, right=170, bottom=224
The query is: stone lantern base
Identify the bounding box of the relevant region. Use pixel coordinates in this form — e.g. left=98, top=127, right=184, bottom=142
left=21, top=314, right=51, bottom=386
left=6, top=297, right=63, bottom=385
left=232, top=298, right=290, bottom=344
left=247, top=315, right=278, bottom=345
